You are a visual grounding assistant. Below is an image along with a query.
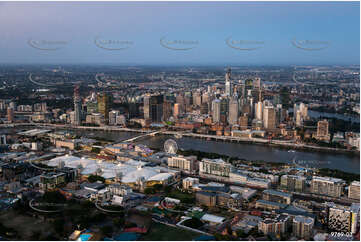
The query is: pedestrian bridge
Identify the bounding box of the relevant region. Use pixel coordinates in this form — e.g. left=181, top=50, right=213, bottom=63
left=123, top=131, right=161, bottom=142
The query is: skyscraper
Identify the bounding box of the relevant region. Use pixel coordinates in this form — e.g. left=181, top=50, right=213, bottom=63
left=7, top=107, right=14, bottom=123
left=144, top=95, right=151, bottom=120
left=245, top=79, right=253, bottom=95
left=294, top=103, right=308, bottom=125
left=255, top=101, right=263, bottom=120
left=144, top=94, right=164, bottom=123
left=163, top=100, right=172, bottom=121
left=254, top=77, right=261, bottom=89
left=263, top=106, right=276, bottom=130
left=238, top=113, right=248, bottom=130
left=73, top=85, right=81, bottom=126
left=212, top=99, right=221, bottom=123
left=228, top=98, right=239, bottom=125
left=173, top=103, right=181, bottom=118
left=317, top=119, right=329, bottom=137
left=97, top=93, right=111, bottom=124
left=108, top=110, right=120, bottom=125
left=225, top=68, right=232, bottom=96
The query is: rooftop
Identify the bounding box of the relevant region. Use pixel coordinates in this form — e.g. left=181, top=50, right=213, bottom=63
left=293, top=215, right=314, bottom=225
left=201, top=213, right=225, bottom=224
left=256, top=200, right=288, bottom=209
left=263, top=189, right=292, bottom=198
left=312, top=176, right=345, bottom=184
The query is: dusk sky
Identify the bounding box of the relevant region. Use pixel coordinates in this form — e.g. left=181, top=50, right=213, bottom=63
left=0, top=1, right=359, bottom=65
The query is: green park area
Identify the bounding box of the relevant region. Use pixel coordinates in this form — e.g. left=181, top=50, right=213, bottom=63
left=140, top=222, right=201, bottom=241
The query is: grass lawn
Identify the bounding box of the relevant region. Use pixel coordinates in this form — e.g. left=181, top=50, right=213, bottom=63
left=166, top=190, right=195, bottom=204
left=140, top=222, right=201, bottom=241
left=0, top=210, right=56, bottom=240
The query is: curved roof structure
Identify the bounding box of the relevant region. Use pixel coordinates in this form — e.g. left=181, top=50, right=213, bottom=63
left=47, top=155, right=173, bottom=182
left=121, top=167, right=158, bottom=184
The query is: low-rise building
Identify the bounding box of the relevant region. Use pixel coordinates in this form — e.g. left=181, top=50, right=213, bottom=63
left=255, top=200, right=288, bottom=210
left=348, top=181, right=360, bottom=200
left=292, top=215, right=314, bottom=240
left=280, top=175, right=306, bottom=193
left=262, top=189, right=292, bottom=205
left=167, top=155, right=198, bottom=174
left=182, top=177, right=199, bottom=190
left=229, top=186, right=257, bottom=200
left=39, top=172, right=66, bottom=191
left=311, top=176, right=345, bottom=198
left=199, top=158, right=232, bottom=177
left=258, top=214, right=290, bottom=236
left=196, top=191, right=217, bottom=207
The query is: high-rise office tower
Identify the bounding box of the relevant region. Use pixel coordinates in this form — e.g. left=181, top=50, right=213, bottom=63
left=237, top=81, right=246, bottom=99
left=294, top=103, right=308, bottom=125
left=108, top=110, right=120, bottom=125
left=202, top=92, right=210, bottom=104
left=238, top=113, right=248, bottom=130
left=255, top=101, right=263, bottom=120
left=97, top=93, right=111, bottom=123
left=254, top=77, right=261, bottom=89
left=184, top=92, right=192, bottom=111
left=228, top=98, right=239, bottom=125
left=163, top=100, right=172, bottom=121
left=173, top=103, right=182, bottom=118
left=245, top=79, right=253, bottom=95
left=220, top=98, right=229, bottom=116
left=73, top=85, right=82, bottom=126
left=144, top=95, right=151, bottom=120
left=200, top=102, right=208, bottom=115
left=225, top=68, right=232, bottom=96
left=7, top=107, right=14, bottom=123
left=212, top=99, right=221, bottom=123
left=317, top=119, right=329, bottom=137
left=295, top=110, right=303, bottom=127
left=144, top=94, right=164, bottom=123
left=193, top=92, right=202, bottom=106
left=263, top=106, right=276, bottom=130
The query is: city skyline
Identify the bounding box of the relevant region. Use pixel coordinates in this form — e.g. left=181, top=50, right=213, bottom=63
left=0, top=1, right=359, bottom=241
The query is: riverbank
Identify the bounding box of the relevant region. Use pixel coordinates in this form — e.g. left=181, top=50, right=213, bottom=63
left=19, top=123, right=358, bottom=156
left=1, top=123, right=359, bottom=174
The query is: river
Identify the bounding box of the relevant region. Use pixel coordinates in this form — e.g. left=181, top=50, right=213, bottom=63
left=1, top=127, right=359, bottom=174
left=68, top=129, right=360, bottom=174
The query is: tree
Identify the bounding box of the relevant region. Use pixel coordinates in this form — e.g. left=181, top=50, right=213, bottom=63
left=183, top=218, right=204, bottom=229
left=113, top=218, right=124, bottom=228
left=100, top=225, right=113, bottom=237
left=144, top=187, right=156, bottom=194
left=153, top=184, right=163, bottom=192
left=236, top=229, right=247, bottom=238
left=43, top=191, right=66, bottom=204
left=53, top=218, right=65, bottom=235
left=87, top=175, right=105, bottom=183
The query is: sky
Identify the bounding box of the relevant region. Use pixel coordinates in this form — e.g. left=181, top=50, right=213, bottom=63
left=0, top=1, right=359, bottom=65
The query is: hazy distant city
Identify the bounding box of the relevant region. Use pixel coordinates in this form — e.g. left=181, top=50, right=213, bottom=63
left=0, top=1, right=359, bottom=242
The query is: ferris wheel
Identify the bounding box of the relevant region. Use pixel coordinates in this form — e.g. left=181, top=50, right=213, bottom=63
left=164, top=139, right=178, bottom=155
